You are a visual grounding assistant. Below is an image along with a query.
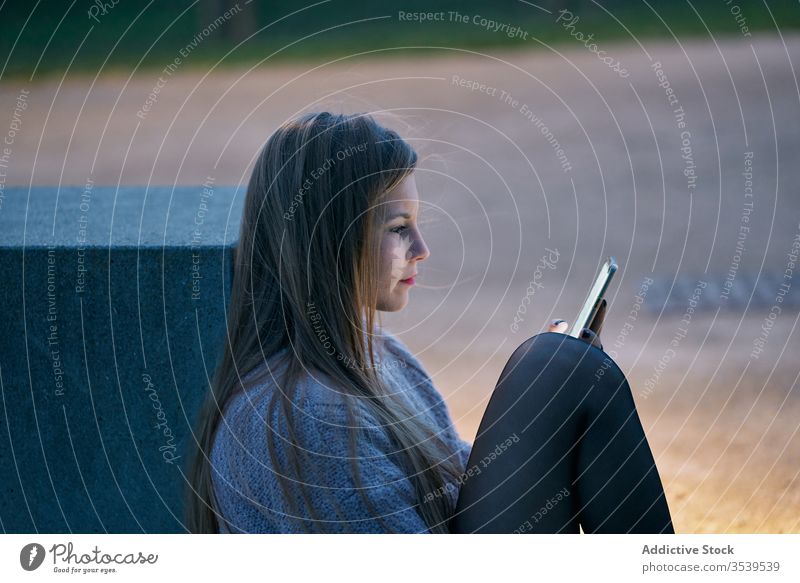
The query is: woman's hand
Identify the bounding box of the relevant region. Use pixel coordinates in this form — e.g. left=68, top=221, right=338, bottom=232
left=546, top=299, right=607, bottom=350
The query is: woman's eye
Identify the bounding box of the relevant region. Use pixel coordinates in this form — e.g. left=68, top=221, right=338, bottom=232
left=390, top=225, right=408, bottom=235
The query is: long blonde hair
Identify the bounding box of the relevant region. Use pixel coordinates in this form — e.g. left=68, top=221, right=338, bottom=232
left=185, top=111, right=463, bottom=533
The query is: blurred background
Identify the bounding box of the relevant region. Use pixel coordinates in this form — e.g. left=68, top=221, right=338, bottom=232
left=1, top=0, right=799, bottom=533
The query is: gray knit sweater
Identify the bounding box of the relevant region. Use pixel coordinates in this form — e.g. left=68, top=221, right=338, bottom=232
left=210, top=330, right=472, bottom=533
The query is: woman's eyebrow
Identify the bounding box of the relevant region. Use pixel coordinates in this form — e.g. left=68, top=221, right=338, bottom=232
left=385, top=211, right=412, bottom=221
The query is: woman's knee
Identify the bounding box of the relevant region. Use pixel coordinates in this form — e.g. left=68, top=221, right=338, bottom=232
left=492, top=332, right=623, bottom=410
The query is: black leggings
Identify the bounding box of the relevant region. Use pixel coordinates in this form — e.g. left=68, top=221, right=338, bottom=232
left=449, top=332, right=674, bottom=534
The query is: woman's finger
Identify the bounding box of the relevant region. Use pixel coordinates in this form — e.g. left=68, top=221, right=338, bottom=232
left=548, top=319, right=569, bottom=334
left=580, top=327, right=603, bottom=350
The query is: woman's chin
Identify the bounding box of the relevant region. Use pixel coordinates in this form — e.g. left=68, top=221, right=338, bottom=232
left=377, top=288, right=409, bottom=312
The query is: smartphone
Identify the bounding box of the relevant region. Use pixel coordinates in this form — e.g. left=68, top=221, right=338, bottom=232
left=568, top=256, right=618, bottom=338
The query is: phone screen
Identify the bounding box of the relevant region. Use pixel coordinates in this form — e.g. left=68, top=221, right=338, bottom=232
left=568, top=257, right=618, bottom=338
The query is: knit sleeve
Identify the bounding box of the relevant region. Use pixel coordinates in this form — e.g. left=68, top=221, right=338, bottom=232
left=284, top=399, right=434, bottom=533
left=457, top=436, right=473, bottom=470
left=380, top=330, right=473, bottom=458
left=211, top=347, right=468, bottom=534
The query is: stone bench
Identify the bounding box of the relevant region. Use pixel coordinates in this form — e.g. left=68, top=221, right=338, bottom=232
left=0, top=184, right=244, bottom=533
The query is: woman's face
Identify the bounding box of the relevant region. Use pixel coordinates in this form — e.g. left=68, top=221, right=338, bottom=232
left=376, top=173, right=430, bottom=312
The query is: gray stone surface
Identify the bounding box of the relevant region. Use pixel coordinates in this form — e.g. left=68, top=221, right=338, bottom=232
left=0, top=185, right=244, bottom=533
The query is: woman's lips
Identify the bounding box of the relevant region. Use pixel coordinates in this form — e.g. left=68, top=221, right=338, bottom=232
left=399, top=276, right=416, bottom=285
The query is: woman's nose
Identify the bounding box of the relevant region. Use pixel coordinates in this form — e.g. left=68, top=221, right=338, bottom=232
left=412, top=234, right=430, bottom=261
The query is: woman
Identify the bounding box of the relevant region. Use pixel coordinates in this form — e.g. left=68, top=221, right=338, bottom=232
left=184, top=111, right=674, bottom=534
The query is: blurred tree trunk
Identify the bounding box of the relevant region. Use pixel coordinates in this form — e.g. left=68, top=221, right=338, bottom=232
left=196, top=0, right=257, bottom=43
left=196, top=0, right=222, bottom=36
left=226, top=0, right=257, bottom=43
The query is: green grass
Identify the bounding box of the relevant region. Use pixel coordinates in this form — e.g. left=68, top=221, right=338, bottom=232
left=2, top=0, right=798, bottom=81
